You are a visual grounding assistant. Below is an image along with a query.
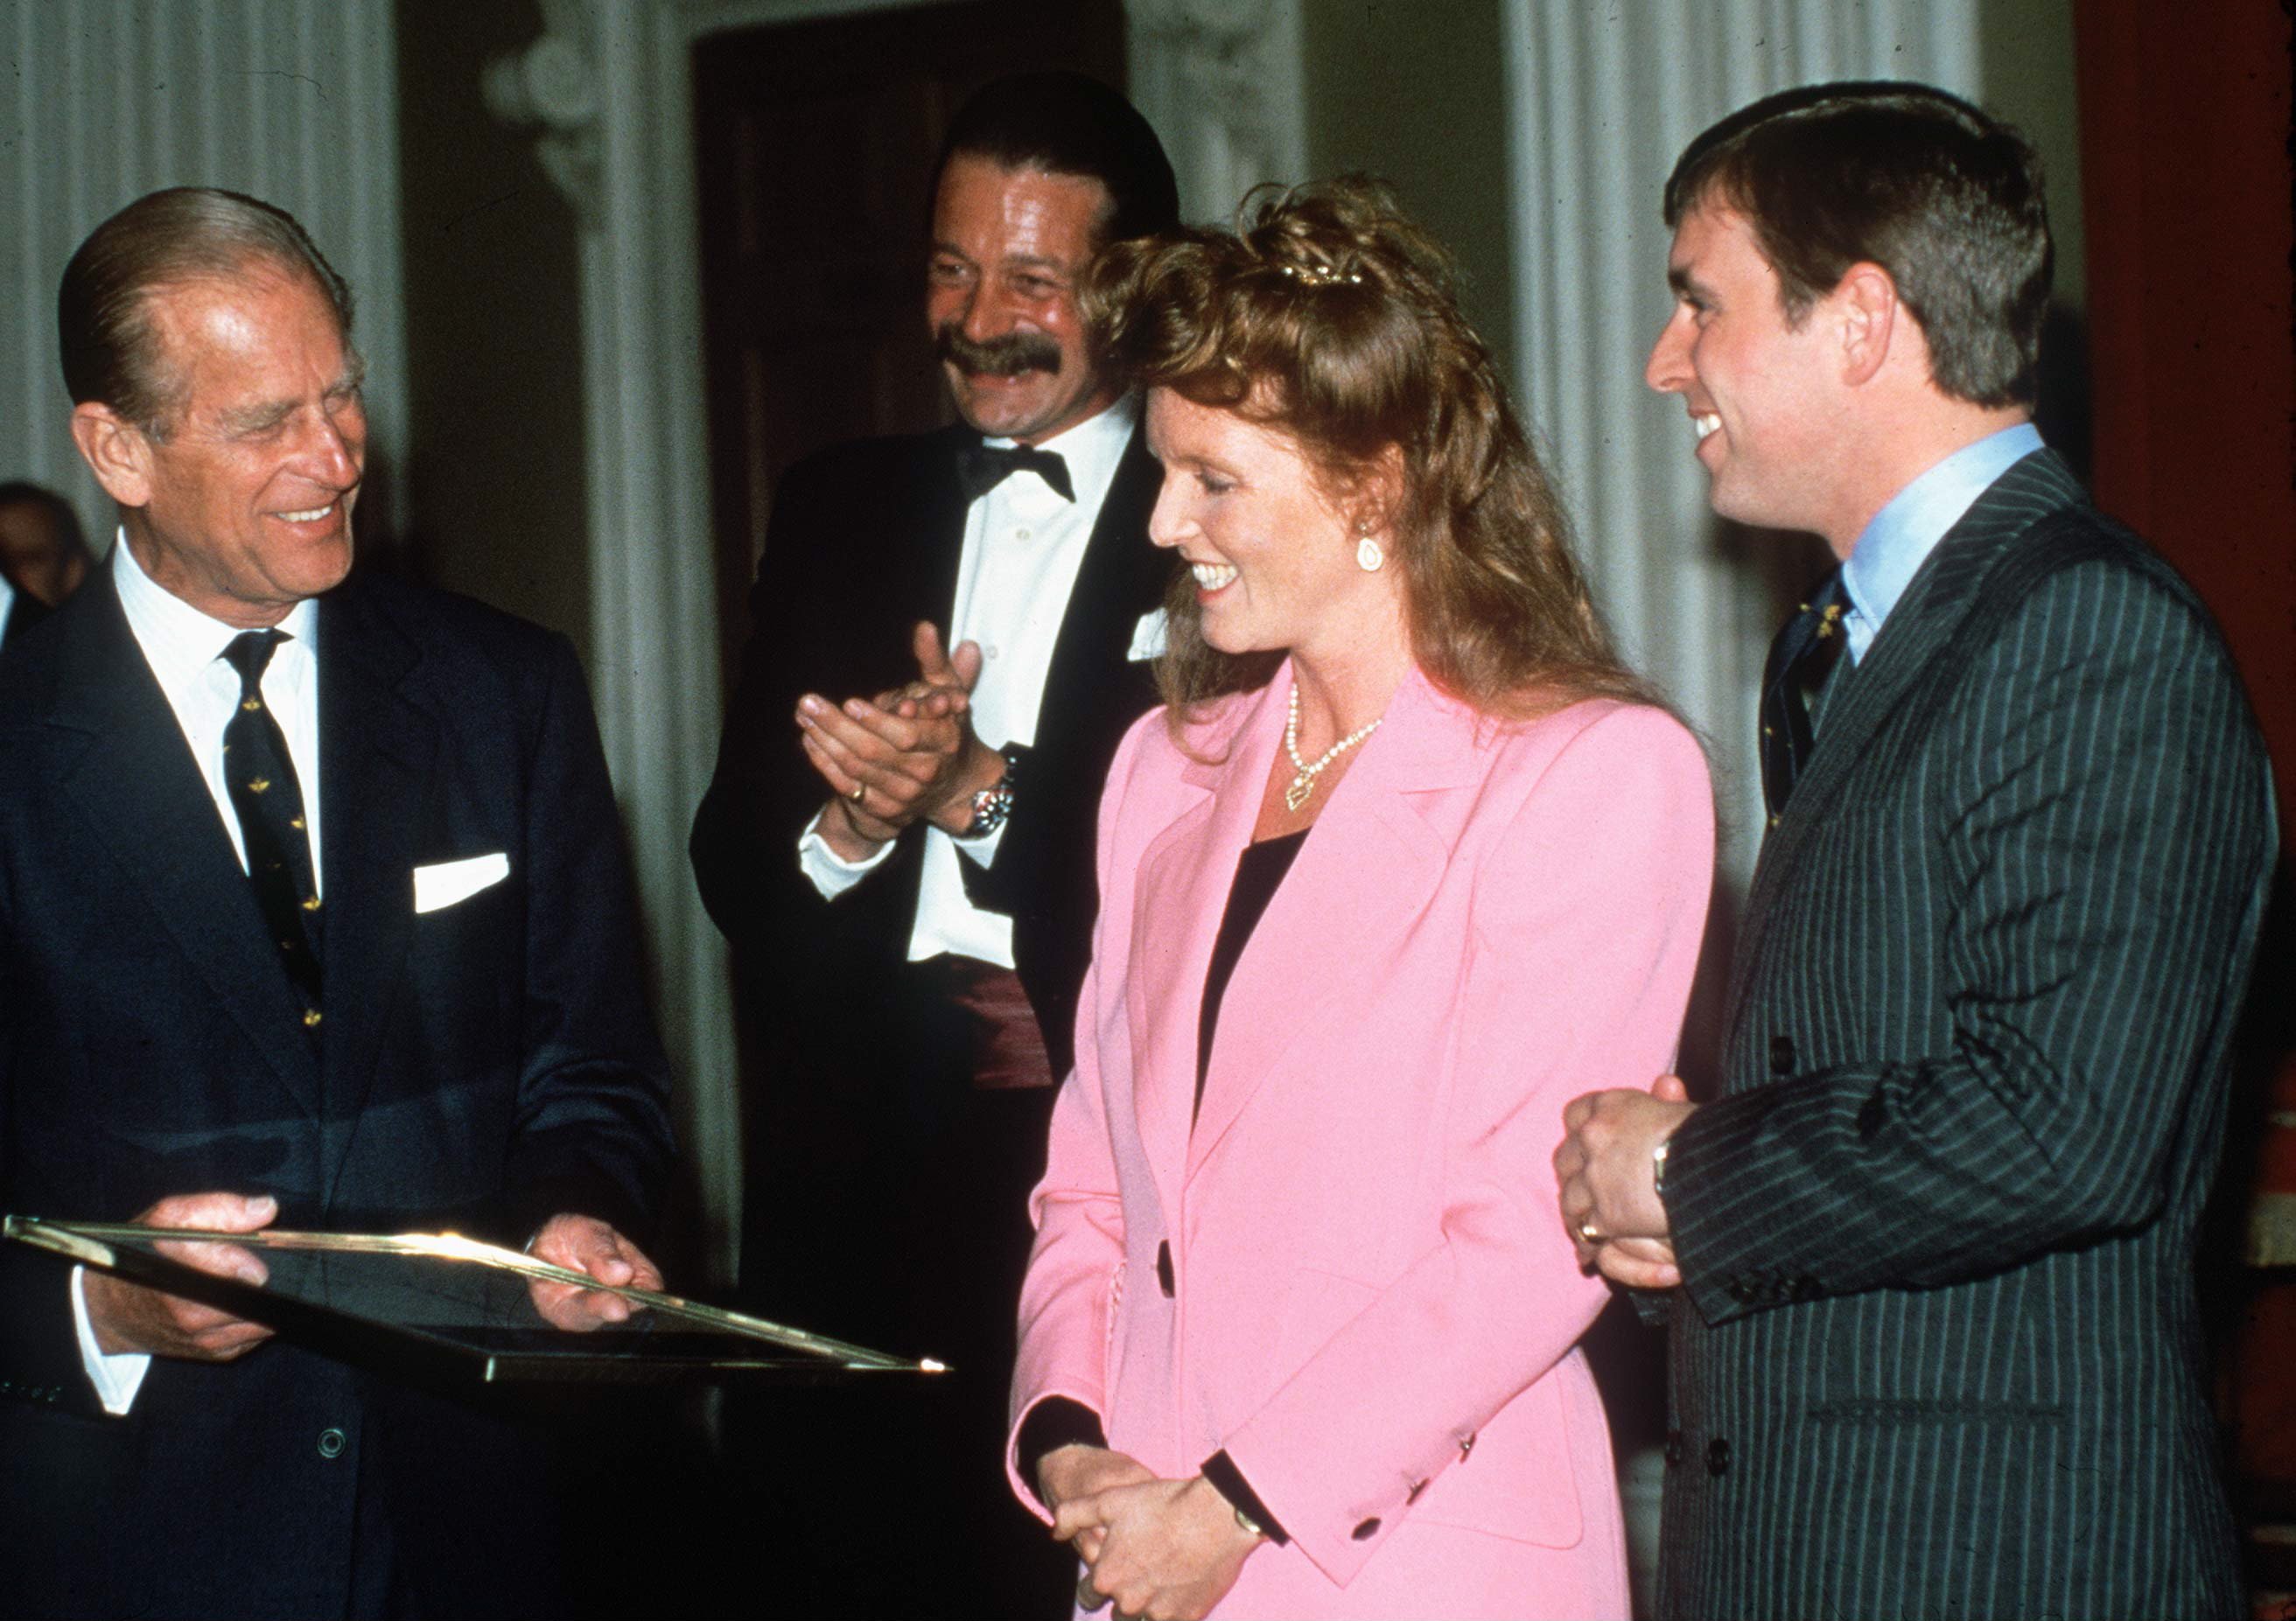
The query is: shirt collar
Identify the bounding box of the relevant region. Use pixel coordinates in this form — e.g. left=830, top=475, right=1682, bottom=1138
left=111, top=523, right=320, bottom=696
left=1840, top=421, right=2042, bottom=659
left=980, top=392, right=1139, bottom=508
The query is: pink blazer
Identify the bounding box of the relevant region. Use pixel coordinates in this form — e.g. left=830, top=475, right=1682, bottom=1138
left=1009, top=664, right=1714, bottom=1619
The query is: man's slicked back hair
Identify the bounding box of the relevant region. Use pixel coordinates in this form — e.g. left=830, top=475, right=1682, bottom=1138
left=932, top=71, right=1180, bottom=248
left=59, top=186, right=355, bottom=437
left=1663, top=80, right=2051, bottom=409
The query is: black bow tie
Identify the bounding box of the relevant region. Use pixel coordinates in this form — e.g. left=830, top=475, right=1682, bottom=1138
left=957, top=443, right=1074, bottom=504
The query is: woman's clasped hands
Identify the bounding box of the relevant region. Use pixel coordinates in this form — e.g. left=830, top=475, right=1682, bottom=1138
left=1040, top=1444, right=1264, bottom=1621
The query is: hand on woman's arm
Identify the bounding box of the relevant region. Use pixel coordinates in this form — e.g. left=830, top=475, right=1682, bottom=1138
left=1058, top=1473, right=1263, bottom=1621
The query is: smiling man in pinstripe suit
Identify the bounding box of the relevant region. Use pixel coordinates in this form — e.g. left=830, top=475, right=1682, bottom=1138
left=1556, top=82, right=2275, bottom=1619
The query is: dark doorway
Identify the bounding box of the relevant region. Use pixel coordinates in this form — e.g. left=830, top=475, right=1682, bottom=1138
left=690, top=0, right=1126, bottom=703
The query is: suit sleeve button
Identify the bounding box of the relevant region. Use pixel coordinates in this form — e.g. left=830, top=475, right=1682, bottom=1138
left=1351, top=1518, right=1380, bottom=1541
left=318, top=1427, right=347, bottom=1460
left=1768, top=1035, right=1796, bottom=1075
left=1705, top=1437, right=1730, bottom=1476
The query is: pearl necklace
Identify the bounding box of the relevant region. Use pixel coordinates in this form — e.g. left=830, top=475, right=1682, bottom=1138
left=1284, top=684, right=1382, bottom=811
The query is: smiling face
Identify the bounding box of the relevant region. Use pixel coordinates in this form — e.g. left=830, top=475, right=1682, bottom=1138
left=1145, top=388, right=1404, bottom=667
left=926, top=154, right=1117, bottom=444
left=1645, top=202, right=1845, bottom=536
left=99, top=266, right=365, bottom=627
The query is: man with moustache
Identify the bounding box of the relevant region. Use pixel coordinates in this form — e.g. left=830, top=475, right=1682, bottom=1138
left=0, top=187, right=674, bottom=1618
left=689, top=72, right=1176, bottom=1614
left=1552, top=83, right=2273, bottom=1619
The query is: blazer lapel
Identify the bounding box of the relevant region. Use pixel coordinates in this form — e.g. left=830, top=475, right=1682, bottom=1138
left=1175, top=669, right=1472, bottom=1187
left=1726, top=449, right=2090, bottom=1028
left=1041, top=423, right=1166, bottom=694
left=48, top=578, right=325, bottom=1120
left=1125, top=684, right=1273, bottom=1227
left=927, top=425, right=976, bottom=624
left=313, top=582, right=436, bottom=1205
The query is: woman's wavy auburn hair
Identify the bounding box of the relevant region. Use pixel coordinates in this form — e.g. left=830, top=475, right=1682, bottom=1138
left=1086, top=176, right=1662, bottom=733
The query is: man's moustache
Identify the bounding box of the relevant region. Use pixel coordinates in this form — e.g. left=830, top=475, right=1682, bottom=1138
left=935, top=325, right=1061, bottom=378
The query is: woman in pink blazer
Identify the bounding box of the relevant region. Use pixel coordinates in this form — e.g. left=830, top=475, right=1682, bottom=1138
left=1007, top=179, right=1714, bottom=1620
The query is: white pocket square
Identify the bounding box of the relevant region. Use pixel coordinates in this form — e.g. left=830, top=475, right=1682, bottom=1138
left=413, top=853, right=509, bottom=913
left=1127, top=609, right=1168, bottom=663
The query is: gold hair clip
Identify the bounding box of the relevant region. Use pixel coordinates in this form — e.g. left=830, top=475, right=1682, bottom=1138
left=1278, top=262, right=1363, bottom=287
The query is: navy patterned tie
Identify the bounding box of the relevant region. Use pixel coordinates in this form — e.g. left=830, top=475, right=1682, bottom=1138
left=1759, top=571, right=1850, bottom=826
left=221, top=630, right=324, bottom=1031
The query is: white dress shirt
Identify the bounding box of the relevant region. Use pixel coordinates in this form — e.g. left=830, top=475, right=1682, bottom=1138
left=0, top=572, right=17, bottom=650
left=74, top=530, right=326, bottom=1414
left=797, top=395, right=1140, bottom=971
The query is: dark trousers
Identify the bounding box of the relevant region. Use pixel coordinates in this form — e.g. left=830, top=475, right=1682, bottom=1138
left=725, top=957, right=1074, bottom=1618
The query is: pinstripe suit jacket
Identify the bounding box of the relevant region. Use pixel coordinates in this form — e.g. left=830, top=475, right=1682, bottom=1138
left=1655, top=449, right=2276, bottom=1621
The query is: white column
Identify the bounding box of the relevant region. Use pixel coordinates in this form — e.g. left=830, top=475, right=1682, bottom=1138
left=486, top=0, right=752, bottom=1282
left=0, top=0, right=408, bottom=555
left=1501, top=0, right=1979, bottom=889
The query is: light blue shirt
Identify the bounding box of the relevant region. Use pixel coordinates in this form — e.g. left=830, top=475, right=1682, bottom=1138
left=1840, top=423, right=2043, bottom=664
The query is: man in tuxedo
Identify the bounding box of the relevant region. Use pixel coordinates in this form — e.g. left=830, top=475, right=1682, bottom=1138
left=1555, top=83, right=2275, bottom=1618
left=0, top=186, right=675, bottom=1618
left=689, top=72, right=1175, bottom=1616
left=0, top=481, right=94, bottom=653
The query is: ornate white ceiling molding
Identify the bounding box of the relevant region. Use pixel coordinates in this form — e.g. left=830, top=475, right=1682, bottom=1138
left=1126, top=0, right=1304, bottom=220
left=480, top=0, right=603, bottom=220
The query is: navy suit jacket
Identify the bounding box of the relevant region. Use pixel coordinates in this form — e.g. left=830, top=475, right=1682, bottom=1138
left=1655, top=451, right=2275, bottom=1620
left=0, top=565, right=675, bottom=1618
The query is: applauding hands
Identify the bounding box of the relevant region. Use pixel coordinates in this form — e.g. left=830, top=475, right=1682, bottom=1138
left=795, top=620, right=1009, bottom=859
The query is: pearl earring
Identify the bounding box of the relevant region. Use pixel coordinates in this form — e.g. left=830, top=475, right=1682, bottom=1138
left=1355, top=521, right=1384, bottom=573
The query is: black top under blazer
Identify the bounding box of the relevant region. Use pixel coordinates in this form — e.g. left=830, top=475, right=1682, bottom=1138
left=1654, top=449, right=2277, bottom=1621
left=0, top=566, right=676, bottom=1618
left=690, top=418, right=1169, bottom=1079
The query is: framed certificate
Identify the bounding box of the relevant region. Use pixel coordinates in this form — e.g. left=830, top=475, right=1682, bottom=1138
left=4, top=1215, right=941, bottom=1385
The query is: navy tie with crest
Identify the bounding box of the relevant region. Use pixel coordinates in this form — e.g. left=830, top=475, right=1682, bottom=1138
left=221, top=629, right=324, bottom=1033
left=1758, top=570, right=1851, bottom=826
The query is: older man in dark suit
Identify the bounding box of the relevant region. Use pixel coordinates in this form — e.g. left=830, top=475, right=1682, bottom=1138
left=0, top=187, right=674, bottom=1618
left=689, top=71, right=1175, bottom=1618
left=1556, top=83, right=2275, bottom=1619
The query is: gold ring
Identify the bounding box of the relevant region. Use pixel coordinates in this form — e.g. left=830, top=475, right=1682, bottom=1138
left=1578, top=1218, right=1601, bottom=1242
left=849, top=781, right=867, bottom=803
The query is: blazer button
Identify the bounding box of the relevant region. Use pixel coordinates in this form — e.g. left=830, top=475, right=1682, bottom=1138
left=1727, top=1276, right=1756, bottom=1303
left=317, top=1427, right=347, bottom=1460
left=1664, top=1429, right=1684, bottom=1466
left=1155, top=1240, right=1174, bottom=1297
left=1705, top=1436, right=1730, bottom=1476
left=1856, top=1093, right=1886, bottom=1138
left=1352, top=1517, right=1381, bottom=1541
left=1768, top=1035, right=1796, bottom=1075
